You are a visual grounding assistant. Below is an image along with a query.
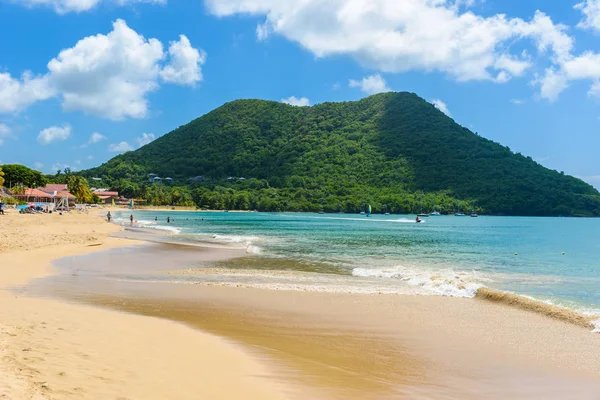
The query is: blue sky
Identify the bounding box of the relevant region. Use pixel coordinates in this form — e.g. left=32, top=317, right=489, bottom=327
left=1, top=0, right=600, bottom=189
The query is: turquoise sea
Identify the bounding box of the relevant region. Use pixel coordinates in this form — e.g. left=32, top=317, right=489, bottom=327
left=113, top=211, right=600, bottom=322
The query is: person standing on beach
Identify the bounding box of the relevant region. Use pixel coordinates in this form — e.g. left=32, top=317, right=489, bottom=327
left=106, top=211, right=111, bottom=222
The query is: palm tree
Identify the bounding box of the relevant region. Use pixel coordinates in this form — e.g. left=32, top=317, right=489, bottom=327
left=67, top=176, right=93, bottom=203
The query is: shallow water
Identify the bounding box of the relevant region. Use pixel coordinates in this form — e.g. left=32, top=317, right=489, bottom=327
left=113, top=211, right=600, bottom=314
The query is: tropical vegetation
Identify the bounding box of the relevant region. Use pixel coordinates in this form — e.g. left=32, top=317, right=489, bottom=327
left=51, top=92, right=600, bottom=216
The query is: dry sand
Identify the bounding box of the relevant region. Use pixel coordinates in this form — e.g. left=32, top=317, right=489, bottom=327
left=0, top=209, right=292, bottom=400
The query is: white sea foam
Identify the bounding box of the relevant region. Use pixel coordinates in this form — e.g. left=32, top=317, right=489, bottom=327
left=112, top=218, right=181, bottom=234
left=211, top=234, right=261, bottom=244
left=352, top=266, right=487, bottom=298
left=592, top=319, right=600, bottom=333
left=147, top=225, right=182, bottom=234
left=246, top=245, right=262, bottom=255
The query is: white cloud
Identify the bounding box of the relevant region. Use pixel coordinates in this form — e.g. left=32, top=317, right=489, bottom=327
left=47, top=19, right=164, bottom=120
left=87, top=155, right=95, bottom=160
left=0, top=20, right=205, bottom=120
left=589, top=81, right=600, bottom=98
left=37, top=124, right=72, bottom=145
left=136, top=132, right=156, bottom=147
left=432, top=99, right=451, bottom=117
left=205, top=1, right=572, bottom=84
left=0, top=72, right=54, bottom=114
left=89, top=132, right=106, bottom=144
left=349, top=74, right=390, bottom=95
left=160, top=35, right=206, bottom=86
left=576, top=0, right=600, bottom=32
left=281, top=96, right=310, bottom=106
left=80, top=132, right=106, bottom=148
left=0, top=124, right=13, bottom=147
left=33, top=162, right=44, bottom=169
left=108, top=141, right=134, bottom=152
left=510, top=99, right=525, bottom=105
left=534, top=51, right=600, bottom=102
left=14, top=0, right=166, bottom=14
left=535, top=68, right=569, bottom=102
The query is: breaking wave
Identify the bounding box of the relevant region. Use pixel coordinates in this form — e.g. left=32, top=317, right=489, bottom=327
left=352, top=266, right=487, bottom=298
left=113, top=218, right=182, bottom=234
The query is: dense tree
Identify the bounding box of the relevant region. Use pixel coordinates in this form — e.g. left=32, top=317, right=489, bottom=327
left=80, top=93, right=600, bottom=216
left=67, top=175, right=93, bottom=203
left=2, top=164, right=47, bottom=188
left=0, top=166, right=4, bottom=188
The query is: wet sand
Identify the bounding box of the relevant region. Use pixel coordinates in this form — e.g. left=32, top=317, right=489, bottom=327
left=31, top=240, right=600, bottom=399
left=0, top=211, right=294, bottom=400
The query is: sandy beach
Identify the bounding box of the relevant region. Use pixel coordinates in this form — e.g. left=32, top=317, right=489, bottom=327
left=2, top=209, right=600, bottom=399
left=0, top=210, right=293, bottom=400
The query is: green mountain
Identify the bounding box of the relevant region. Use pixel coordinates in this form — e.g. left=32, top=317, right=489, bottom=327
left=82, top=92, right=600, bottom=216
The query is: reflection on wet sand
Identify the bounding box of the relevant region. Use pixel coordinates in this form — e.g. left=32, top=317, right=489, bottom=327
left=27, top=241, right=600, bottom=399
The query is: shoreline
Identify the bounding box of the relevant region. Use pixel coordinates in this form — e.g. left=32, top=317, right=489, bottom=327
left=34, top=230, right=600, bottom=398
left=104, top=217, right=600, bottom=334
left=0, top=210, right=295, bottom=400
left=4, top=211, right=600, bottom=399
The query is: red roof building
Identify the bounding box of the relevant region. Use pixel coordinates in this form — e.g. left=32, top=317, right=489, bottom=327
left=56, top=191, right=76, bottom=198
left=38, top=184, right=68, bottom=195
left=20, top=188, right=54, bottom=199
left=93, top=190, right=119, bottom=197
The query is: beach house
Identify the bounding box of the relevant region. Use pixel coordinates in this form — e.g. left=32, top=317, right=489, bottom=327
left=93, top=189, right=120, bottom=204
left=38, top=184, right=68, bottom=196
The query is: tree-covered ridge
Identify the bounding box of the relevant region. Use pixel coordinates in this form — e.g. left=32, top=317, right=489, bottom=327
left=81, top=92, right=600, bottom=216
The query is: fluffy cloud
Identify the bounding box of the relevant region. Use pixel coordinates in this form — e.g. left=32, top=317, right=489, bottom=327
left=205, top=1, right=571, bottom=84
left=0, top=72, right=54, bottom=114
left=0, top=124, right=13, bottom=146
left=15, top=0, right=165, bottom=14
left=33, top=162, right=45, bottom=169
left=432, top=99, right=451, bottom=117
left=89, top=132, right=106, bottom=144
left=47, top=19, right=164, bottom=120
left=137, top=132, right=156, bottom=147
left=1, top=20, right=205, bottom=120
left=535, top=52, right=600, bottom=102
left=349, top=74, right=390, bottom=95
left=108, top=141, right=134, bottom=152
left=37, top=124, right=72, bottom=145
left=160, top=35, right=206, bottom=86
left=81, top=132, right=106, bottom=147
left=205, top=0, right=600, bottom=101
left=281, top=96, right=310, bottom=106
left=576, top=0, right=600, bottom=32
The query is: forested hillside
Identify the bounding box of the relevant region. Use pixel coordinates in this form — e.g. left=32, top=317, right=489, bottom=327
left=81, top=92, right=600, bottom=216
